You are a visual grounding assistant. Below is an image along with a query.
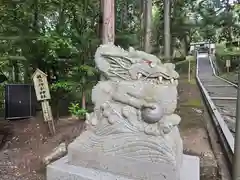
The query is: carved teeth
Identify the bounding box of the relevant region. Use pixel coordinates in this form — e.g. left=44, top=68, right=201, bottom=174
left=144, top=76, right=178, bottom=85
left=137, top=73, right=142, bottom=79
left=158, top=76, right=162, bottom=83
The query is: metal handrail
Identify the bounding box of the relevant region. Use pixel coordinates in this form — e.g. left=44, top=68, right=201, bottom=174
left=209, top=56, right=237, bottom=88
left=195, top=53, right=234, bottom=155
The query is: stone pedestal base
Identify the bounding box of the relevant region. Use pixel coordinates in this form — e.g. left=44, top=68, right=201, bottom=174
left=46, top=155, right=199, bottom=180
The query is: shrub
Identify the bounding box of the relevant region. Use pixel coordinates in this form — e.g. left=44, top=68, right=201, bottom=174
left=68, top=103, right=88, bottom=119
left=215, top=46, right=240, bottom=72
left=50, top=81, right=73, bottom=118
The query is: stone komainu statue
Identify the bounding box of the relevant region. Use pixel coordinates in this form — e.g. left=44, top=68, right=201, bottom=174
left=68, top=44, right=183, bottom=180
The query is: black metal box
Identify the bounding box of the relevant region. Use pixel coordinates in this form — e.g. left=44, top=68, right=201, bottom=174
left=5, top=84, right=37, bottom=119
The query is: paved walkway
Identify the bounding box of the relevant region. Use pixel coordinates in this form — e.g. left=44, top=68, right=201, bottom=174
left=198, top=56, right=237, bottom=133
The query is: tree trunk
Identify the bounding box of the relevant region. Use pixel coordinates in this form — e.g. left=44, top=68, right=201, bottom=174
left=56, top=0, right=65, bottom=35
left=226, top=0, right=232, bottom=44
left=164, top=0, right=171, bottom=62
left=100, top=0, right=115, bottom=80
left=13, top=61, right=19, bottom=82
left=102, top=0, right=115, bottom=44
left=33, top=0, right=39, bottom=33
left=120, top=3, right=124, bottom=29
left=140, top=0, right=145, bottom=50
left=144, top=0, right=152, bottom=53
left=123, top=1, right=128, bottom=30
left=120, top=1, right=128, bottom=30
left=98, top=0, right=104, bottom=39
left=81, top=91, right=86, bottom=109
left=24, top=66, right=29, bottom=83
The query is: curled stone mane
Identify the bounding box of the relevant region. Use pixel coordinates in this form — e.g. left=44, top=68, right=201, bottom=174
left=68, top=44, right=183, bottom=180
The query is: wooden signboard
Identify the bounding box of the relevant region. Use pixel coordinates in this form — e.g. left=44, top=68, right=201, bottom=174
left=32, top=69, right=55, bottom=134
left=32, top=69, right=51, bottom=101
left=226, top=60, right=231, bottom=67
left=226, top=60, right=231, bottom=73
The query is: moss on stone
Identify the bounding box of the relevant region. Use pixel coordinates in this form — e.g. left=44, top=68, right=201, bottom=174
left=182, top=98, right=202, bottom=108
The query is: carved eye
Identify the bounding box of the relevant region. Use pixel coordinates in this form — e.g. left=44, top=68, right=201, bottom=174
left=143, top=59, right=152, bottom=65
left=150, top=62, right=156, bottom=68
left=143, top=59, right=156, bottom=68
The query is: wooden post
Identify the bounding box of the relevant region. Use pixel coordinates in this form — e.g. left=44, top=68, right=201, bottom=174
left=32, top=69, right=56, bottom=135
left=41, top=100, right=56, bottom=134
left=233, top=72, right=240, bottom=180
left=102, top=0, right=115, bottom=44
left=188, top=57, right=191, bottom=82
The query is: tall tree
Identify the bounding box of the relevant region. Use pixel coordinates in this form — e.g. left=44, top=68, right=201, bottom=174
left=140, top=0, right=145, bottom=49
left=164, top=0, right=171, bottom=61
left=102, top=0, right=115, bottom=44
left=144, top=0, right=152, bottom=53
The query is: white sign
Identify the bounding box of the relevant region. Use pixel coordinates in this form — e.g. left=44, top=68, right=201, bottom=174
left=226, top=60, right=231, bottom=68
left=32, top=69, right=51, bottom=101
left=41, top=100, right=53, bottom=122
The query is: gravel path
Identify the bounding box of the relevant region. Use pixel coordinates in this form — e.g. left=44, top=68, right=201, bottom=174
left=198, top=56, right=237, bottom=133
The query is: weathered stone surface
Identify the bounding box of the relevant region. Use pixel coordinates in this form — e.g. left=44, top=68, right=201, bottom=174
left=47, top=155, right=199, bottom=180
left=48, top=44, right=189, bottom=180
left=68, top=136, right=178, bottom=180
left=47, top=156, right=132, bottom=180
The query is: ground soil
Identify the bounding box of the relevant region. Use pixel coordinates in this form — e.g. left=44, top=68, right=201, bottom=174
left=0, top=117, right=85, bottom=180
left=0, top=74, right=225, bottom=180
left=177, top=75, right=220, bottom=180
left=221, top=72, right=238, bottom=84
left=178, top=76, right=208, bottom=152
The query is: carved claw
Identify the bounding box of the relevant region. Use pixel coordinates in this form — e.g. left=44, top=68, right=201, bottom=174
left=162, top=125, right=172, bottom=134
left=159, top=114, right=181, bottom=134
left=85, top=112, right=98, bottom=126
left=141, top=103, right=156, bottom=110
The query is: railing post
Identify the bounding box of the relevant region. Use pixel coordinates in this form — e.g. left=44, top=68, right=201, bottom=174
left=233, top=71, right=240, bottom=180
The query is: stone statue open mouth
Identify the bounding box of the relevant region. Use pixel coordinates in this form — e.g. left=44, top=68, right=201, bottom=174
left=137, top=72, right=178, bottom=85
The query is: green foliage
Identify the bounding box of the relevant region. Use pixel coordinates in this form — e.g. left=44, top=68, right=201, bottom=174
left=50, top=81, right=73, bottom=93
left=50, top=81, right=73, bottom=105
left=50, top=81, right=73, bottom=118
left=0, top=0, right=141, bottom=115
left=1, top=0, right=238, bottom=119
left=215, top=44, right=240, bottom=72
left=216, top=51, right=240, bottom=72
left=152, top=0, right=199, bottom=57
left=115, top=33, right=139, bottom=49
left=172, top=57, right=186, bottom=63
left=68, top=103, right=88, bottom=118
left=68, top=64, right=98, bottom=105
left=175, top=56, right=196, bottom=74
left=182, top=99, right=201, bottom=107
